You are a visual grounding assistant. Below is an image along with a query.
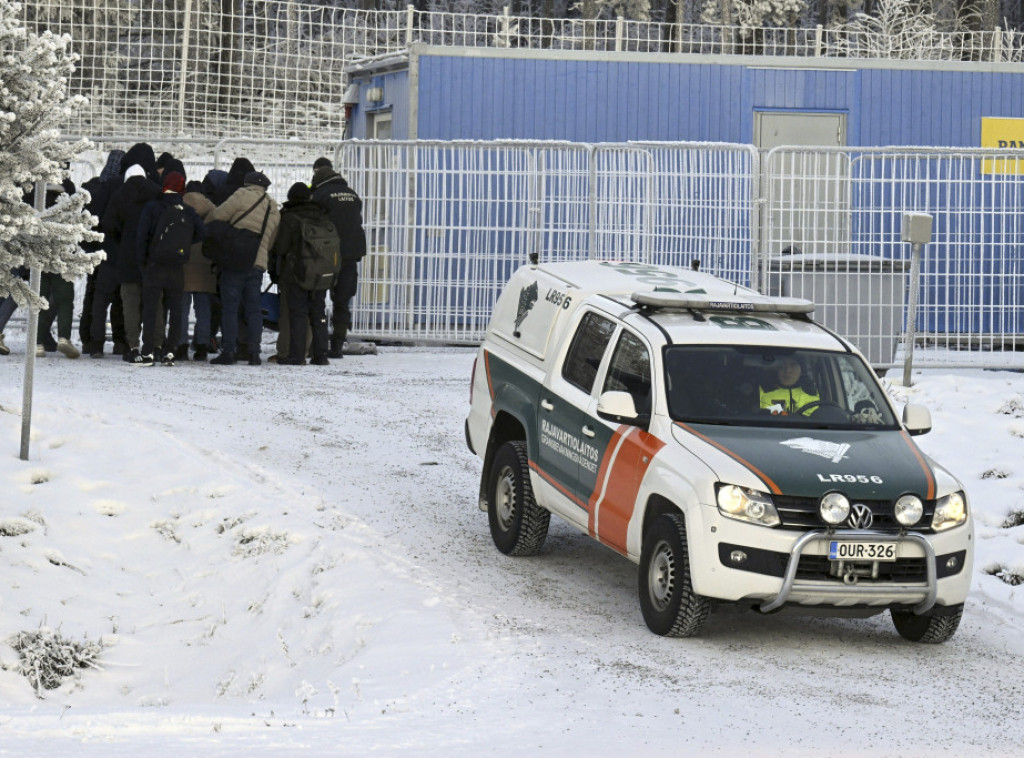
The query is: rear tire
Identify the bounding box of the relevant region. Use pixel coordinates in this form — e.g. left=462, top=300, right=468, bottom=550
left=486, top=441, right=550, bottom=556
left=891, top=604, right=963, bottom=643
left=638, top=513, right=711, bottom=637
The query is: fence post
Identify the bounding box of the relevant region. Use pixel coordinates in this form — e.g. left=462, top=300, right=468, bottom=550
left=901, top=213, right=933, bottom=388
left=177, top=0, right=193, bottom=136
left=815, top=24, right=823, bottom=56
left=588, top=144, right=597, bottom=260
left=406, top=4, right=415, bottom=47
left=993, top=27, right=1002, bottom=63
left=20, top=183, right=46, bottom=461
left=616, top=16, right=623, bottom=52
left=502, top=6, right=512, bottom=49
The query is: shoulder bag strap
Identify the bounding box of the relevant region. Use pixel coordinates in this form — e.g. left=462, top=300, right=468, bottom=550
left=228, top=194, right=268, bottom=227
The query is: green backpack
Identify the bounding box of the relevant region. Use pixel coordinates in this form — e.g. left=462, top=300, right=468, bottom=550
left=293, top=211, right=341, bottom=290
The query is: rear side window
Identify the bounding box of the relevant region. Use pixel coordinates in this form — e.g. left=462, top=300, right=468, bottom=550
left=562, top=312, right=616, bottom=394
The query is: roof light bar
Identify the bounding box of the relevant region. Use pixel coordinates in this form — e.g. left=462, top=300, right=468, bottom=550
left=631, top=291, right=815, bottom=315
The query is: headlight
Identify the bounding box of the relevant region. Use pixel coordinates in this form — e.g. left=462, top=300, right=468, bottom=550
left=894, top=494, right=924, bottom=526
left=819, top=491, right=850, bottom=525
left=932, top=491, right=967, bottom=531
left=716, top=484, right=780, bottom=527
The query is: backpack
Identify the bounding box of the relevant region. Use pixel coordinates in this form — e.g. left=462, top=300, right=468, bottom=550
left=149, top=203, right=194, bottom=266
left=293, top=211, right=341, bottom=290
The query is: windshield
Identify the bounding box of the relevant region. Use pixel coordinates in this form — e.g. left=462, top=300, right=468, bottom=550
left=663, top=345, right=898, bottom=429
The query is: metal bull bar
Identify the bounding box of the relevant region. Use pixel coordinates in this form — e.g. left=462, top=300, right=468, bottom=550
left=759, top=530, right=938, bottom=615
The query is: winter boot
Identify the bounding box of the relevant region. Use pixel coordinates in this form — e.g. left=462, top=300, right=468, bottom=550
left=210, top=351, right=236, bottom=365
left=57, top=338, right=80, bottom=359
left=193, top=344, right=209, bottom=362
left=173, top=343, right=190, bottom=362
left=328, top=334, right=344, bottom=359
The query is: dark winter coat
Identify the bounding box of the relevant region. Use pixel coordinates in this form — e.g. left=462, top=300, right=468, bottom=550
left=136, top=192, right=206, bottom=289
left=101, top=172, right=163, bottom=284
left=74, top=151, right=123, bottom=293
left=81, top=150, right=125, bottom=260
left=269, top=198, right=333, bottom=287
left=182, top=190, right=217, bottom=293
left=204, top=183, right=280, bottom=272
left=310, top=168, right=366, bottom=263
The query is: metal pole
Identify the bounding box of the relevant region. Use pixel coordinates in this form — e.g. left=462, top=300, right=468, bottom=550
left=902, top=240, right=923, bottom=387
left=177, top=0, right=194, bottom=136
left=20, top=182, right=46, bottom=460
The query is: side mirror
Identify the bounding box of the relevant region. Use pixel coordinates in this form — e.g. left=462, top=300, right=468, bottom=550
left=903, top=403, right=932, bottom=436
left=597, top=391, right=648, bottom=426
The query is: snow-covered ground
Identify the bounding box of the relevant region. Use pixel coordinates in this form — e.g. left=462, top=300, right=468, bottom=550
left=0, top=324, right=1022, bottom=756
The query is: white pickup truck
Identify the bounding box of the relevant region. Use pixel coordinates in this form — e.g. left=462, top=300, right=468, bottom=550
left=465, top=260, right=973, bottom=641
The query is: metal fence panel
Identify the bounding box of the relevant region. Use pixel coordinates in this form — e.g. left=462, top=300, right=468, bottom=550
left=42, top=138, right=1024, bottom=370
left=763, top=147, right=1024, bottom=365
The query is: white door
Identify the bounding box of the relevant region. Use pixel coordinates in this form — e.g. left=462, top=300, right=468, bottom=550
left=756, top=111, right=850, bottom=256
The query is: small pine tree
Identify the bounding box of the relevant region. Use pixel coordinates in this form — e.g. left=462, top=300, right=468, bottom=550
left=0, top=0, right=101, bottom=311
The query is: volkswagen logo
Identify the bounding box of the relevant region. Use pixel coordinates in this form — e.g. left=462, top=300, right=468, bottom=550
left=847, top=503, right=874, bottom=529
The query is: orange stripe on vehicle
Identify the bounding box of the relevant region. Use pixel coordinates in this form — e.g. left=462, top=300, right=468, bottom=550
left=529, top=460, right=588, bottom=510
left=900, top=430, right=936, bottom=500
left=589, top=428, right=666, bottom=554
left=675, top=421, right=782, bottom=495
left=586, top=426, right=632, bottom=534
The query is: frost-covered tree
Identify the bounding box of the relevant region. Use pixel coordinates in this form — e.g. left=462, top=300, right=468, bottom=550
left=0, top=0, right=100, bottom=310
left=701, top=0, right=807, bottom=30
left=832, top=0, right=961, bottom=59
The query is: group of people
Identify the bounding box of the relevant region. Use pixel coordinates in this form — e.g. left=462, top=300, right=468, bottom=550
left=0, top=144, right=367, bottom=367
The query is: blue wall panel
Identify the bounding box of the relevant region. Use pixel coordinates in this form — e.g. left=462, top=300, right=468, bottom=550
left=403, top=54, right=1024, bottom=147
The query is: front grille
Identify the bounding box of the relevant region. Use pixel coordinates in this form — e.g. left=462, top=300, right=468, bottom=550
left=773, top=495, right=936, bottom=532
left=780, top=553, right=929, bottom=582
left=719, top=542, right=935, bottom=583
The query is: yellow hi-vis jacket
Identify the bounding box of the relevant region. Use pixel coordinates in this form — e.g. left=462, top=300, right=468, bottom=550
left=759, top=384, right=820, bottom=414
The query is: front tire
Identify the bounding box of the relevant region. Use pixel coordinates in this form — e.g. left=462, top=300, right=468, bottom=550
left=638, top=513, right=711, bottom=637
left=486, top=441, right=550, bottom=556
left=891, top=604, right=963, bottom=643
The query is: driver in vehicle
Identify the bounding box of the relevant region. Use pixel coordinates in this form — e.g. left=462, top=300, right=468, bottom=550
left=759, top=357, right=820, bottom=415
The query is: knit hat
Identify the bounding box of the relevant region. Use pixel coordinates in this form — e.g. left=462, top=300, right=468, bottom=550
left=184, top=180, right=204, bottom=194
left=162, top=171, right=186, bottom=194
left=312, top=157, right=333, bottom=170
left=163, top=158, right=186, bottom=179
left=244, top=171, right=271, bottom=188
left=287, top=181, right=311, bottom=202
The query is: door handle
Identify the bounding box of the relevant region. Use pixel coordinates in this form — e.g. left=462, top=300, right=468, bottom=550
left=582, top=425, right=596, bottom=438
left=541, top=399, right=554, bottom=411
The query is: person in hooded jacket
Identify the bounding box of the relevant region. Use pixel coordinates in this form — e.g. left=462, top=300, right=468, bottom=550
left=212, top=157, right=256, bottom=206
left=205, top=170, right=280, bottom=366
left=135, top=171, right=205, bottom=366
left=310, top=157, right=366, bottom=358
left=270, top=181, right=331, bottom=366
left=80, top=149, right=127, bottom=358
left=101, top=143, right=162, bottom=363
left=177, top=180, right=218, bottom=361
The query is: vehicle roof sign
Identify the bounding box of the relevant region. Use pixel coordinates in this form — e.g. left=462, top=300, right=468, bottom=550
left=631, top=291, right=815, bottom=315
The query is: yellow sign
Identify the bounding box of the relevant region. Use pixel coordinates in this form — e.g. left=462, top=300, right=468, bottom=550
left=981, top=118, right=1024, bottom=174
